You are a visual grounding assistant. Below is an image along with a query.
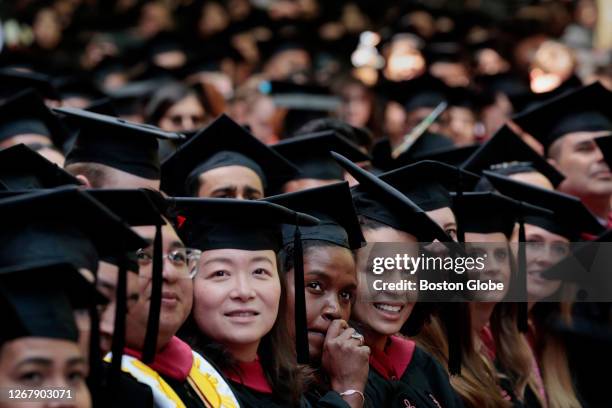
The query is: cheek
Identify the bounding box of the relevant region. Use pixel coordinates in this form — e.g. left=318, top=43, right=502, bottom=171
left=260, top=279, right=281, bottom=315
left=179, top=279, right=193, bottom=311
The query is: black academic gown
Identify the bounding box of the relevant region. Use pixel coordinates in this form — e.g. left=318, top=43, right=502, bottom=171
left=365, top=336, right=464, bottom=408
left=225, top=358, right=312, bottom=408
left=161, top=375, right=210, bottom=408
left=99, top=362, right=154, bottom=408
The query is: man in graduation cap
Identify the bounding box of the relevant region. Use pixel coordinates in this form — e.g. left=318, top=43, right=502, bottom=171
left=57, top=107, right=184, bottom=190
left=513, top=82, right=612, bottom=225
left=161, top=114, right=298, bottom=198
left=272, top=130, right=371, bottom=193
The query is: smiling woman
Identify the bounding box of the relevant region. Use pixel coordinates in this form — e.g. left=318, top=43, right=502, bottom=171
left=174, top=198, right=317, bottom=407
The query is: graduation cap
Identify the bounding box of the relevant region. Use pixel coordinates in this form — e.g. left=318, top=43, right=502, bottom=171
left=512, top=82, right=612, bottom=152
left=411, top=144, right=480, bottom=166
left=594, top=135, right=612, bottom=170
left=0, top=89, right=70, bottom=149
left=260, top=80, right=339, bottom=136
left=0, top=144, right=80, bottom=190
left=0, top=68, right=60, bottom=101
left=52, top=75, right=107, bottom=103
left=169, top=197, right=319, bottom=364
left=462, top=125, right=565, bottom=187
left=483, top=171, right=604, bottom=240
left=161, top=114, right=299, bottom=196
left=57, top=107, right=185, bottom=180
left=104, top=80, right=161, bottom=117
left=0, top=262, right=104, bottom=344
left=379, top=161, right=480, bottom=212
left=264, top=182, right=365, bottom=250
left=272, top=131, right=371, bottom=181
left=332, top=152, right=453, bottom=243
left=0, top=186, right=147, bottom=274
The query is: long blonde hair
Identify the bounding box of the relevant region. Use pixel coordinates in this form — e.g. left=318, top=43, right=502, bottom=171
left=530, top=302, right=581, bottom=408
left=416, top=308, right=513, bottom=408
left=490, top=303, right=547, bottom=406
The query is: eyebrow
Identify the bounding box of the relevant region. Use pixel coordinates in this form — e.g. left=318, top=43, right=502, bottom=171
left=16, top=357, right=53, bottom=369
left=66, top=357, right=87, bottom=366
left=243, top=186, right=263, bottom=195
left=169, top=240, right=184, bottom=250
left=250, top=256, right=274, bottom=266
left=305, top=270, right=331, bottom=280
left=211, top=186, right=237, bottom=195
left=97, top=279, right=116, bottom=292
left=202, top=257, right=235, bottom=266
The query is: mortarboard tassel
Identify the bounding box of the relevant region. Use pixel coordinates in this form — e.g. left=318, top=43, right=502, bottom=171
left=440, top=305, right=462, bottom=376
left=142, top=223, right=163, bottom=363
left=455, top=167, right=465, bottom=244
left=293, top=222, right=309, bottom=365
left=517, top=212, right=529, bottom=333
left=109, top=257, right=127, bottom=397
left=87, top=301, right=101, bottom=406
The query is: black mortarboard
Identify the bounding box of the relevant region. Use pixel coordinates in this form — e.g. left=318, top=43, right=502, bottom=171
left=260, top=80, right=339, bottom=136
left=52, top=75, right=107, bottom=102
left=482, top=171, right=604, bottom=240
left=104, top=79, right=161, bottom=116
left=0, top=89, right=70, bottom=149
left=513, top=82, right=612, bottom=151
left=161, top=114, right=298, bottom=196
left=169, top=197, right=319, bottom=364
left=0, top=144, right=80, bottom=190
left=594, top=135, right=612, bottom=170
left=272, top=131, right=371, bottom=181
left=379, top=161, right=480, bottom=211
left=0, top=187, right=147, bottom=275
left=453, top=191, right=551, bottom=238
left=462, top=125, right=565, bottom=187
left=411, top=144, right=480, bottom=166
left=170, top=198, right=319, bottom=253
left=264, top=182, right=365, bottom=250
left=57, top=107, right=185, bottom=179
left=332, top=152, right=452, bottom=242
left=0, top=68, right=59, bottom=101
left=0, top=262, right=103, bottom=343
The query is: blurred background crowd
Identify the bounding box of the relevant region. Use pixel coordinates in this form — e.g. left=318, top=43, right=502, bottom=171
left=1, top=0, right=610, bottom=161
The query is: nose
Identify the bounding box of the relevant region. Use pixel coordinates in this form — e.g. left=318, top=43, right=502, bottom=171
left=230, top=273, right=256, bottom=301
left=162, top=256, right=182, bottom=282
left=321, top=294, right=342, bottom=321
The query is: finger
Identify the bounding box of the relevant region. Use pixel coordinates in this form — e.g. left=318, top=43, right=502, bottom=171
left=337, top=327, right=359, bottom=342
left=325, top=319, right=348, bottom=339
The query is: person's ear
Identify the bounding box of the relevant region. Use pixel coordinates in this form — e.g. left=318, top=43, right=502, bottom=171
left=75, top=174, right=92, bottom=188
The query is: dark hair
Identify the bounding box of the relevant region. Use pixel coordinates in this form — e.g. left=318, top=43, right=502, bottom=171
left=180, top=257, right=311, bottom=406
left=357, top=214, right=389, bottom=232
left=279, top=239, right=355, bottom=274
left=144, top=81, right=205, bottom=126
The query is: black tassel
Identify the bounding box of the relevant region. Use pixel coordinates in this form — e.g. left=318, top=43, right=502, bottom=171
left=455, top=168, right=465, bottom=244
left=109, top=258, right=127, bottom=395
left=293, top=223, right=309, bottom=365
left=445, top=306, right=462, bottom=376
left=517, top=213, right=528, bottom=333
left=143, top=223, right=162, bottom=363
left=87, top=301, right=101, bottom=406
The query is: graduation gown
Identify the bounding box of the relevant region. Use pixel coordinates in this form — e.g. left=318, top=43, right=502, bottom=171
left=99, top=362, right=154, bottom=407
left=109, top=336, right=239, bottom=408
left=224, top=357, right=311, bottom=408
left=365, top=335, right=464, bottom=408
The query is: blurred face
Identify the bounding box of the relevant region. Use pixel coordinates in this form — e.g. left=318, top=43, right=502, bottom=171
left=525, top=224, right=567, bottom=302
left=339, top=84, right=372, bottom=128
left=264, top=49, right=311, bottom=82
left=551, top=131, right=612, bottom=199
left=97, top=261, right=140, bottom=356
left=194, top=249, right=280, bottom=360
left=245, top=96, right=277, bottom=144
left=384, top=101, right=407, bottom=142
left=158, top=95, right=206, bottom=133
left=125, top=224, right=194, bottom=351
left=446, top=106, right=477, bottom=146
left=465, top=232, right=512, bottom=302
left=285, top=246, right=356, bottom=361
left=0, top=338, right=91, bottom=408
left=426, top=207, right=458, bottom=241
left=352, top=227, right=417, bottom=337
left=0, top=135, right=53, bottom=149
left=198, top=166, right=264, bottom=199
left=282, top=178, right=340, bottom=193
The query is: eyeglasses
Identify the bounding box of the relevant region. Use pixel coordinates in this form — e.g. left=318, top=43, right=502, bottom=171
left=135, top=247, right=202, bottom=279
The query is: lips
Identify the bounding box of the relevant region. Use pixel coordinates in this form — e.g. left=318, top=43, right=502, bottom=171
left=224, top=309, right=260, bottom=322
left=160, top=291, right=179, bottom=307
left=373, top=303, right=404, bottom=313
